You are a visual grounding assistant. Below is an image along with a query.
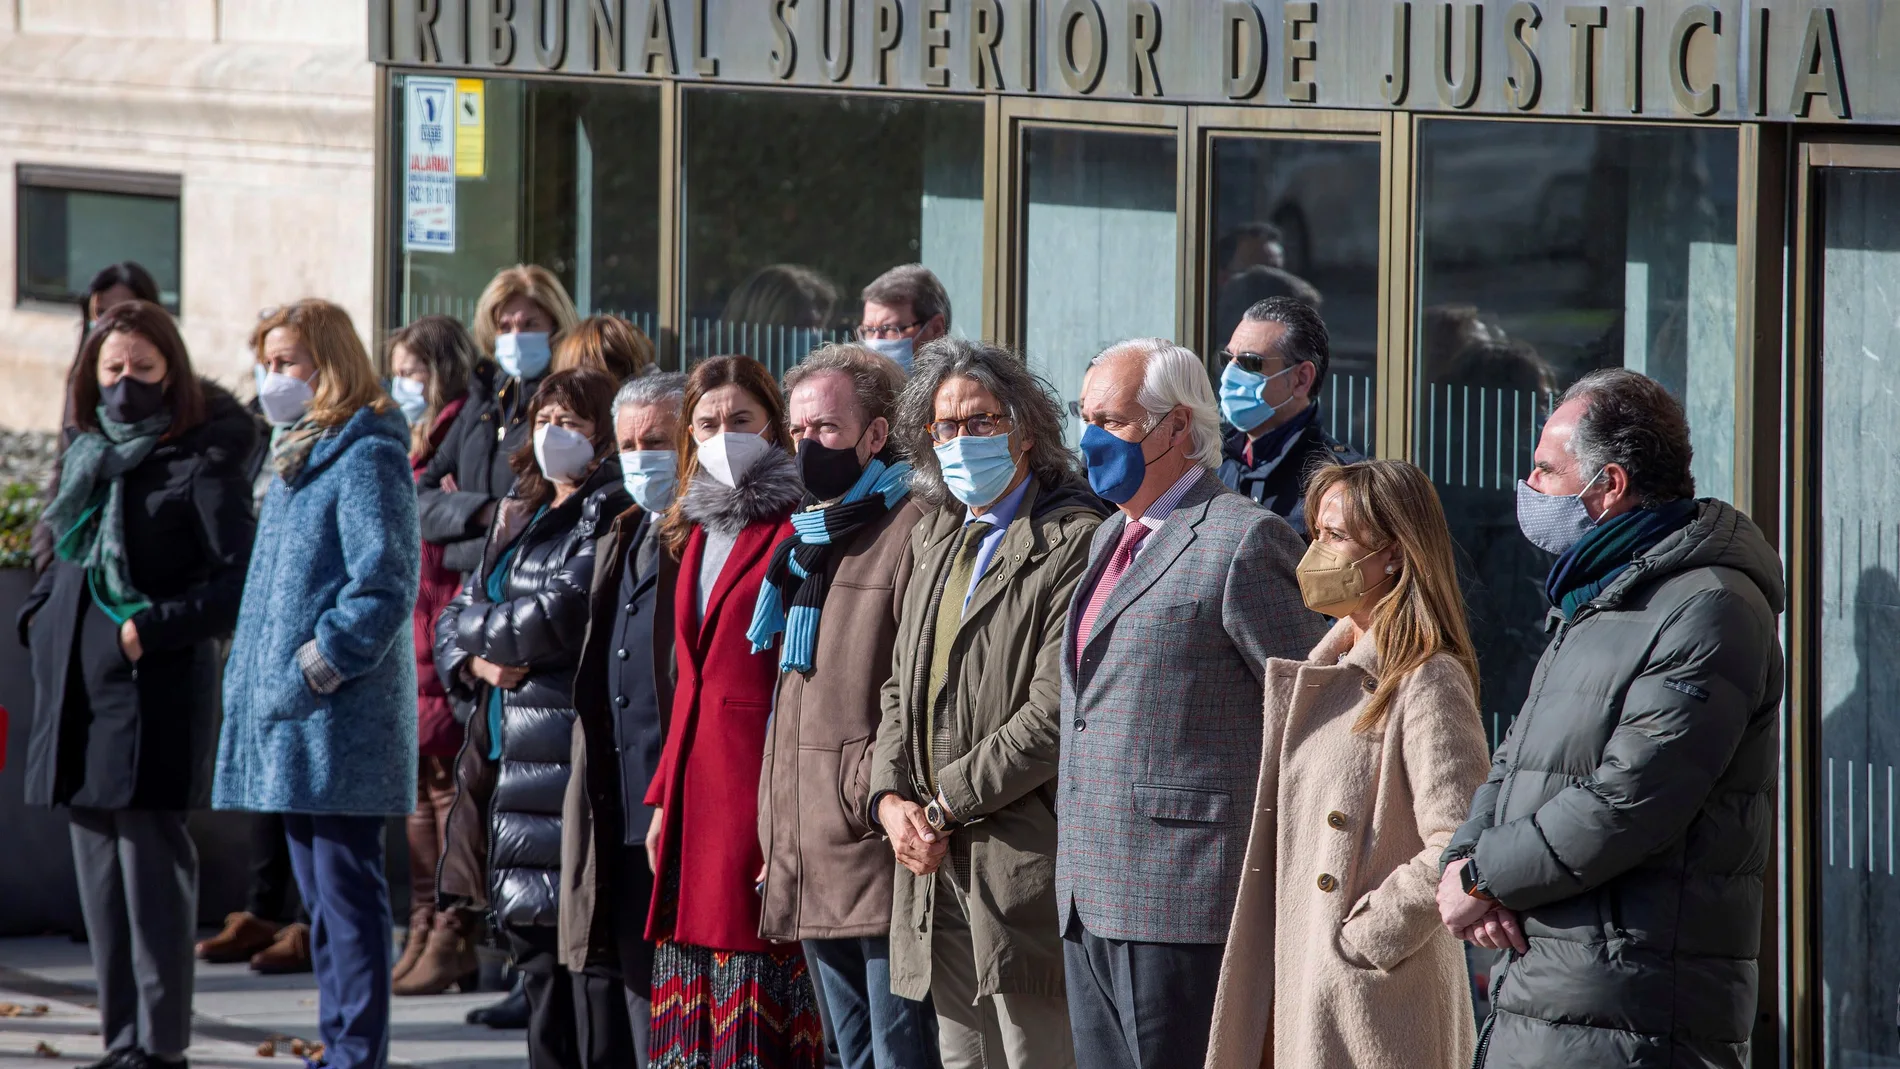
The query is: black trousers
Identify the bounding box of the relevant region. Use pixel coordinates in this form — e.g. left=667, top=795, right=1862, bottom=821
left=507, top=925, right=634, bottom=1069
left=245, top=811, right=305, bottom=923
left=1060, top=910, right=1225, bottom=1069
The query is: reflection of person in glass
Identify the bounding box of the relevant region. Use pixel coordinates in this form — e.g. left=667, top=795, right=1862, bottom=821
left=1211, top=223, right=1322, bottom=347
left=1214, top=296, right=1361, bottom=534
left=856, top=263, right=952, bottom=374
left=1437, top=369, right=1783, bottom=1069
left=721, top=263, right=842, bottom=330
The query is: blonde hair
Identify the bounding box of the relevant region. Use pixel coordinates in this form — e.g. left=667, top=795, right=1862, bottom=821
left=553, top=314, right=655, bottom=381
left=1304, top=459, right=1479, bottom=732
left=471, top=265, right=580, bottom=356
left=252, top=299, right=391, bottom=428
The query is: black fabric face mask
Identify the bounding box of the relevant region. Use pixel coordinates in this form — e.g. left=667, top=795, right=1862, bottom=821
left=796, top=435, right=868, bottom=501
left=101, top=375, right=167, bottom=425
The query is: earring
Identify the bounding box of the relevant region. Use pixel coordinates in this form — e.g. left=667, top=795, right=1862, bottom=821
left=1385, top=564, right=1397, bottom=575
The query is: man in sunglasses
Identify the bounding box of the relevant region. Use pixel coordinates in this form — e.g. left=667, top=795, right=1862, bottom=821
left=1214, top=295, right=1361, bottom=534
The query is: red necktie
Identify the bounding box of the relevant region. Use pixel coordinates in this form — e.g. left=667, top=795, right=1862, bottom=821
left=1075, top=522, right=1151, bottom=664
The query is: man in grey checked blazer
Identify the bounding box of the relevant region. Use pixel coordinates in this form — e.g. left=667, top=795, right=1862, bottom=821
left=1060, top=339, right=1327, bottom=1069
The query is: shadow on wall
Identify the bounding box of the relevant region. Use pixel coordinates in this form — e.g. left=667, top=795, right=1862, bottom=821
left=0, top=569, right=411, bottom=936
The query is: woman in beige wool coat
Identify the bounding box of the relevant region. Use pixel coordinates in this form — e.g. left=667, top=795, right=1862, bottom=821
left=1205, top=459, right=1492, bottom=1069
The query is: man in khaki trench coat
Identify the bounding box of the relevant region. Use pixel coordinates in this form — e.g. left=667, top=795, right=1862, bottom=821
left=867, top=338, right=1105, bottom=1069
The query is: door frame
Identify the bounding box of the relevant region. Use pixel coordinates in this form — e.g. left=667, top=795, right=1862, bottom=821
left=1786, top=135, right=1900, bottom=1069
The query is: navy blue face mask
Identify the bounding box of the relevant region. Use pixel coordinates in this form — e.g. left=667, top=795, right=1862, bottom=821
left=1080, top=419, right=1168, bottom=504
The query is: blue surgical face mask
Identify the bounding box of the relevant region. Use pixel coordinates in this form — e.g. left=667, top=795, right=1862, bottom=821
left=389, top=376, right=428, bottom=425
left=934, top=431, right=1019, bottom=509
left=863, top=335, right=916, bottom=373
left=620, top=449, right=679, bottom=513
left=1080, top=422, right=1161, bottom=505
left=1218, top=360, right=1298, bottom=433
left=1514, top=467, right=1606, bottom=555
left=494, top=331, right=552, bottom=381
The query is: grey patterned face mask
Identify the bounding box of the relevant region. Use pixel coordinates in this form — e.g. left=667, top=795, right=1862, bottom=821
left=1515, top=467, right=1605, bottom=555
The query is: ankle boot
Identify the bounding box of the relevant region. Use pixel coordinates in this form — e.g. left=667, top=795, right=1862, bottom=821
left=392, top=927, right=479, bottom=996
left=249, top=922, right=312, bottom=974
left=391, top=907, right=433, bottom=984
left=196, top=912, right=281, bottom=964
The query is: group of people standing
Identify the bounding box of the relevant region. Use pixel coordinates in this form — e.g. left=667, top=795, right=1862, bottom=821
left=21, top=255, right=1785, bottom=1069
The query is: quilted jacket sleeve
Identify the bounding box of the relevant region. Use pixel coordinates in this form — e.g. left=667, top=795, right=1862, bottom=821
left=1472, top=587, right=1775, bottom=911
left=451, top=525, right=600, bottom=673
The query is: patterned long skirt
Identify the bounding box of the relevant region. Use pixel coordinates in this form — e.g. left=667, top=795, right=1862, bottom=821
left=650, top=938, right=824, bottom=1069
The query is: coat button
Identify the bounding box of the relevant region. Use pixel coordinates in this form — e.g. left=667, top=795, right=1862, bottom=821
left=1327, top=811, right=1347, bottom=830
left=625, top=603, right=639, bottom=615
left=1317, top=873, right=1338, bottom=893
left=616, top=648, right=629, bottom=660
left=615, top=695, right=629, bottom=708
left=1361, top=678, right=1377, bottom=693
left=1074, top=718, right=1086, bottom=731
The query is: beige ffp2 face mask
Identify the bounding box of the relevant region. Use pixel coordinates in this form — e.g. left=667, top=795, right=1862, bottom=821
left=1296, top=540, right=1382, bottom=618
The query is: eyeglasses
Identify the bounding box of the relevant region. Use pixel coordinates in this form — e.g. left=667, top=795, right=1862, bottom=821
left=857, top=320, right=924, bottom=341
left=928, top=412, right=1012, bottom=444
left=1219, top=349, right=1288, bottom=375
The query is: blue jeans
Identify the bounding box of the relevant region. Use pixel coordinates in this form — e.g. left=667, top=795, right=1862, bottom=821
left=283, top=814, right=392, bottom=1069
left=803, top=937, right=939, bottom=1069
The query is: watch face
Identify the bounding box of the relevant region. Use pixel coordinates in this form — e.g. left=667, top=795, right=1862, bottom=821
left=925, top=802, right=944, bottom=829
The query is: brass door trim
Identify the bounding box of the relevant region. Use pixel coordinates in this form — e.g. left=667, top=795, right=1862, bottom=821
left=657, top=79, right=683, bottom=368
left=1190, top=105, right=1383, bottom=136
left=1379, top=110, right=1417, bottom=463
left=373, top=64, right=392, bottom=351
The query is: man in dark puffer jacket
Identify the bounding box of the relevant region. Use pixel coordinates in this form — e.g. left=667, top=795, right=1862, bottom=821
left=1437, top=368, right=1783, bottom=1069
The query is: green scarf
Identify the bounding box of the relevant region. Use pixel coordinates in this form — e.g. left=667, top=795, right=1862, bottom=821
left=44, top=407, right=172, bottom=623
left=1545, top=498, right=1698, bottom=618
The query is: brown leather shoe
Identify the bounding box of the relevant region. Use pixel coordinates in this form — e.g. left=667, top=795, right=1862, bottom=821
left=250, top=922, right=313, bottom=974
left=197, top=912, right=282, bottom=964
left=392, top=907, right=434, bottom=984
left=391, top=927, right=479, bottom=996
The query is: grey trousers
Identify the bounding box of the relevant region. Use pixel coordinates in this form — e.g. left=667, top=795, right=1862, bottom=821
left=69, top=808, right=198, bottom=1059
left=928, top=871, right=1075, bottom=1069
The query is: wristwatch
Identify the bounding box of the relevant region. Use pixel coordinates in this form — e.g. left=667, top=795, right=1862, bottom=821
left=1460, top=858, right=1495, bottom=901
left=924, top=797, right=955, bottom=832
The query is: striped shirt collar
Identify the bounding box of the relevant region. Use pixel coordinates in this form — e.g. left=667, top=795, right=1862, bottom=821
left=1133, top=466, right=1205, bottom=534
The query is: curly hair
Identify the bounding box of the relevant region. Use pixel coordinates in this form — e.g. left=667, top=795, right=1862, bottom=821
left=895, top=337, right=1080, bottom=509
left=1559, top=368, right=1696, bottom=507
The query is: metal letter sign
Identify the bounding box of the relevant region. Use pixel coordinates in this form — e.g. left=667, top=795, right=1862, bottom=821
left=404, top=77, right=457, bottom=253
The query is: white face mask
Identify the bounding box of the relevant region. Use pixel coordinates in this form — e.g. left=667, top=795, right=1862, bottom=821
left=534, top=423, right=597, bottom=485
left=258, top=370, right=316, bottom=426
left=697, top=431, right=773, bottom=488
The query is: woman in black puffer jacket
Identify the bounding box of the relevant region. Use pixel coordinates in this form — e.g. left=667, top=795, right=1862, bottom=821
left=434, top=368, right=632, bottom=1069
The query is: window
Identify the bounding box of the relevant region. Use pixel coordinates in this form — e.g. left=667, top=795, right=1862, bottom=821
left=391, top=76, right=662, bottom=339
left=681, top=89, right=984, bottom=376
left=16, top=165, right=182, bottom=312
left=1412, top=120, right=1738, bottom=748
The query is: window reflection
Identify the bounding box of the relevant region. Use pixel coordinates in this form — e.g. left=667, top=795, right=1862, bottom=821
left=1208, top=138, right=1380, bottom=454
left=681, top=91, right=983, bottom=377
left=1817, top=168, right=1900, bottom=1069
left=1023, top=127, right=1177, bottom=439
left=394, top=77, right=662, bottom=337
left=1414, top=121, right=1738, bottom=748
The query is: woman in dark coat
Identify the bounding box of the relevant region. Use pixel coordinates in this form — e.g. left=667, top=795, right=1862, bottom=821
left=386, top=315, right=481, bottom=995
left=435, top=368, right=633, bottom=1069
left=20, top=299, right=257, bottom=1069
left=643, top=355, right=822, bottom=1068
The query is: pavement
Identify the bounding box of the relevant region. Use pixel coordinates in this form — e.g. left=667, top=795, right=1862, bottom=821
left=0, top=936, right=526, bottom=1069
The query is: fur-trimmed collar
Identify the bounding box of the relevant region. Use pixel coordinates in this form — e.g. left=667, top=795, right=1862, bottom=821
left=679, top=447, right=803, bottom=536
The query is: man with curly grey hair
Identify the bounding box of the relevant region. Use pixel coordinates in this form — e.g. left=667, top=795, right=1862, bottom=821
left=867, top=337, right=1106, bottom=1069
left=1061, top=338, right=1324, bottom=1069
left=1438, top=368, right=1784, bottom=1069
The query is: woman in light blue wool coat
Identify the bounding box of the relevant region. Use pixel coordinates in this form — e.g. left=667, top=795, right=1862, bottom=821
left=216, top=298, right=420, bottom=1069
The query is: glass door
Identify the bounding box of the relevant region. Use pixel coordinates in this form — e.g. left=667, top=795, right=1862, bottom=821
left=1001, top=101, right=1183, bottom=442
left=1203, top=131, right=1381, bottom=456
left=1792, top=141, right=1900, bottom=1069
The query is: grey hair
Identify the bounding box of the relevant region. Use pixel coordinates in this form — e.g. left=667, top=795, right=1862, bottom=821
left=1088, top=338, right=1222, bottom=468
left=1557, top=368, right=1696, bottom=507
left=1241, top=295, right=1331, bottom=394
left=862, top=264, right=952, bottom=332
left=897, top=337, right=1081, bottom=509
left=783, top=342, right=906, bottom=429
left=612, top=370, right=686, bottom=423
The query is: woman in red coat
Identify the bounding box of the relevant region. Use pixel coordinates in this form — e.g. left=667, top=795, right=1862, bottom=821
left=642, top=355, right=821, bottom=1067
left=387, top=315, right=482, bottom=995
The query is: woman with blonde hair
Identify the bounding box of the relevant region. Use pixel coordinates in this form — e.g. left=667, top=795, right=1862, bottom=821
left=1205, top=458, right=1491, bottom=1069
left=553, top=313, right=656, bottom=382
left=418, top=264, right=580, bottom=576
left=216, top=298, right=421, bottom=1069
